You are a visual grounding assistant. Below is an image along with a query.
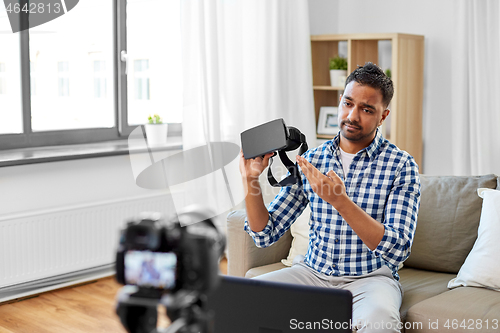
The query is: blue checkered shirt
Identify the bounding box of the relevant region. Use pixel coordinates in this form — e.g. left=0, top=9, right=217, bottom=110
left=245, top=129, right=420, bottom=280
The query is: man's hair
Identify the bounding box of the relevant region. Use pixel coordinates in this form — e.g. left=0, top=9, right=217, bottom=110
left=345, top=62, right=394, bottom=108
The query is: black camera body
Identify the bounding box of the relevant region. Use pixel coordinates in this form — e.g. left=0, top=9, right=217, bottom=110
left=115, top=210, right=225, bottom=333
left=116, top=212, right=223, bottom=294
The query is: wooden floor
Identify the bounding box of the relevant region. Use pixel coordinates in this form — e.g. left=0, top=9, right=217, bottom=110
left=0, top=258, right=228, bottom=333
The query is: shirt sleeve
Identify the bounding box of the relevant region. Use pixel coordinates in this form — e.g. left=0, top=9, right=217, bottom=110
left=373, top=157, right=421, bottom=266
left=244, top=181, right=309, bottom=248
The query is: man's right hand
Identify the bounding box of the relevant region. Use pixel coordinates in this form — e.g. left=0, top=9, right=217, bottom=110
left=239, top=150, right=275, bottom=232
left=239, top=150, right=275, bottom=180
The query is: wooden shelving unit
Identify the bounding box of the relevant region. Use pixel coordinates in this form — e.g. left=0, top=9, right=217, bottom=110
left=311, top=33, right=425, bottom=169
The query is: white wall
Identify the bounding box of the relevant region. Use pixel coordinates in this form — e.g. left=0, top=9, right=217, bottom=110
left=308, top=0, right=455, bottom=175
left=308, top=0, right=339, bottom=35
left=0, top=154, right=172, bottom=218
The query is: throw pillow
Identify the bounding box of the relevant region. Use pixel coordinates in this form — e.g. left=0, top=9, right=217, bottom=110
left=448, top=188, right=500, bottom=290
left=281, top=205, right=310, bottom=266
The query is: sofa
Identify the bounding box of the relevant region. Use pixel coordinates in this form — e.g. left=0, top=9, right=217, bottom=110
left=226, top=174, right=500, bottom=332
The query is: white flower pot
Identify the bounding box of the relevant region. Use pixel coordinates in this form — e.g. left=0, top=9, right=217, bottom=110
left=144, top=123, right=168, bottom=147
left=330, top=69, right=347, bottom=87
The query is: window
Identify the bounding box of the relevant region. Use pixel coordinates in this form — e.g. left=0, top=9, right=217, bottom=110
left=133, top=59, right=149, bottom=100
left=93, top=60, right=107, bottom=99
left=29, top=0, right=114, bottom=133
left=0, top=62, right=6, bottom=94
left=0, top=6, right=22, bottom=135
left=30, top=61, right=36, bottom=96
left=124, top=0, right=183, bottom=126
left=57, top=61, right=70, bottom=97
left=0, top=0, right=182, bottom=149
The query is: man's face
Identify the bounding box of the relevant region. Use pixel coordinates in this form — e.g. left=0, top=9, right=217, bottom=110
left=338, top=81, right=389, bottom=145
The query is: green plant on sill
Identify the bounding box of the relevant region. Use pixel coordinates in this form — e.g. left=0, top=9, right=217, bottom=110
left=148, top=114, right=163, bottom=124
left=329, top=56, right=348, bottom=70
left=385, top=69, right=392, bottom=78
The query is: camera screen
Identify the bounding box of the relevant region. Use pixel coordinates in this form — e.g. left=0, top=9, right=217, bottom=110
left=124, top=251, right=177, bottom=289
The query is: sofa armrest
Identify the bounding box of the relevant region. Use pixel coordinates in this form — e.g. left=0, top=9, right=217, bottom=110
left=226, top=209, right=293, bottom=277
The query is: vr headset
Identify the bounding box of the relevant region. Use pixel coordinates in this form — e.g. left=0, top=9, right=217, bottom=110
left=241, top=118, right=308, bottom=187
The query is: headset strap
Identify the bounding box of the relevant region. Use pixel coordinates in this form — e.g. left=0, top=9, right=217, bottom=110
left=267, top=139, right=308, bottom=187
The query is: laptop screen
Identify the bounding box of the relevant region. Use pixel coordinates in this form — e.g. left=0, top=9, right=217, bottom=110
left=206, top=276, right=353, bottom=333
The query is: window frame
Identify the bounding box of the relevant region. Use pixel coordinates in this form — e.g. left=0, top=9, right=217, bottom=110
left=0, top=0, right=181, bottom=151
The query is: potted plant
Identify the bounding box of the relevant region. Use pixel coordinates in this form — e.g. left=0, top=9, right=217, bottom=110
left=144, top=114, right=168, bottom=146
left=329, top=56, right=348, bottom=87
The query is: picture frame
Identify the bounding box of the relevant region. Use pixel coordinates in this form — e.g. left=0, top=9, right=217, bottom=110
left=317, top=106, right=339, bottom=135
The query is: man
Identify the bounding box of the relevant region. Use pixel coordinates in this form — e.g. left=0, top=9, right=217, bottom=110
left=239, top=62, right=420, bottom=333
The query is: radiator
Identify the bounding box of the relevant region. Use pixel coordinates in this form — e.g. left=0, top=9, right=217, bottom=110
left=0, top=193, right=176, bottom=293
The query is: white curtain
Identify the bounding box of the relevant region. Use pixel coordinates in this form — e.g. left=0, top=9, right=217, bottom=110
left=174, top=0, right=316, bottom=228
left=451, top=1, right=500, bottom=176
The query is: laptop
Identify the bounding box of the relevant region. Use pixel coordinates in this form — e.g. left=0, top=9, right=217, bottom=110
left=206, top=275, right=353, bottom=333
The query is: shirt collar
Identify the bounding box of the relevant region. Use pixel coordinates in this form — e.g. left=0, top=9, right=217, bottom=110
left=330, top=128, right=383, bottom=160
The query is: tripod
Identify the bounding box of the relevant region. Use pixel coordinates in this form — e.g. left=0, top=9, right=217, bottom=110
left=116, top=286, right=214, bottom=333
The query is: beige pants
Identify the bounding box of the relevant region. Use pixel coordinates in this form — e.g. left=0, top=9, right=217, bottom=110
left=254, top=256, right=403, bottom=333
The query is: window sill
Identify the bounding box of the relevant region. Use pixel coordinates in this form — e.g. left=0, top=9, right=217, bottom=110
left=0, top=137, right=183, bottom=167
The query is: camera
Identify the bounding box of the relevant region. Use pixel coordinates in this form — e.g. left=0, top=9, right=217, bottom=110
left=115, top=208, right=225, bottom=333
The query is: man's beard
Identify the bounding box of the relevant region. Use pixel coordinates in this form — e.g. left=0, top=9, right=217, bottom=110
left=340, top=120, right=376, bottom=142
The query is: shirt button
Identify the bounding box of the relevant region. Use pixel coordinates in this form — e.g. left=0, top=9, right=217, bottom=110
left=335, top=239, right=339, bottom=243
left=332, top=264, right=336, bottom=268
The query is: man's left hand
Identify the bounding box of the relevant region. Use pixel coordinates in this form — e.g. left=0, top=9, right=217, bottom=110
left=296, top=155, right=348, bottom=208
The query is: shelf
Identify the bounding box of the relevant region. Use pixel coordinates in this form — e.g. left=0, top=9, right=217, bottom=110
left=316, top=134, right=335, bottom=140
left=313, top=86, right=344, bottom=91
left=311, top=33, right=423, bottom=42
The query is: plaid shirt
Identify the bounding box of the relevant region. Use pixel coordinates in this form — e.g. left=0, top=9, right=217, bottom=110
left=245, top=129, right=420, bottom=280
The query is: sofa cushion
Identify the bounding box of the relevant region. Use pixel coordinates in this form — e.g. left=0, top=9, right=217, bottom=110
left=405, top=287, right=500, bottom=333
left=404, top=174, right=498, bottom=273
left=245, top=262, right=287, bottom=278
left=398, top=268, right=456, bottom=322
